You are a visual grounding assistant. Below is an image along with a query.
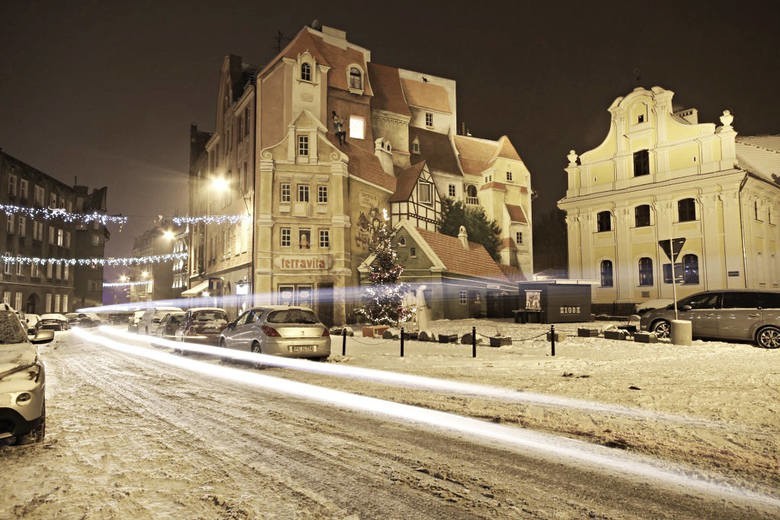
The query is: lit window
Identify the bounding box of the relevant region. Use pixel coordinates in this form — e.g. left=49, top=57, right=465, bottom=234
left=18, top=217, right=25, bottom=237
left=633, top=150, right=650, bottom=176
left=425, top=112, right=433, bottom=127
left=600, top=260, right=614, bottom=287
left=678, top=198, right=696, bottom=222
left=319, top=229, right=330, bottom=248
left=318, top=185, right=328, bottom=203
left=638, top=257, right=653, bottom=286
left=597, top=211, right=612, bottom=232
left=448, top=184, right=456, bottom=197
left=297, top=184, right=309, bottom=202
left=349, top=116, right=365, bottom=139
left=57, top=229, right=64, bottom=246
left=300, top=62, right=312, bottom=81
left=297, top=135, right=309, bottom=156
left=635, top=205, right=651, bottom=227
left=349, top=67, right=362, bottom=89
left=281, top=228, right=291, bottom=247
left=280, top=183, right=291, bottom=203
left=418, top=182, right=432, bottom=204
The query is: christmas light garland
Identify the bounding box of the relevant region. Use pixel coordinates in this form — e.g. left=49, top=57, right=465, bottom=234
left=103, top=280, right=153, bottom=287
left=171, top=215, right=250, bottom=225
left=0, top=252, right=188, bottom=266
left=0, top=204, right=127, bottom=225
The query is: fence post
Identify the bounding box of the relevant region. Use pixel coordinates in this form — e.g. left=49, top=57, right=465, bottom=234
left=400, top=327, right=405, bottom=357
left=472, top=326, right=477, bottom=358
left=341, top=328, right=347, bottom=356
left=550, top=324, right=556, bottom=357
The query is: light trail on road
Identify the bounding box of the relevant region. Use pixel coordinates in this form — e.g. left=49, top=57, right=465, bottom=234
left=98, top=326, right=715, bottom=426
left=75, top=327, right=780, bottom=511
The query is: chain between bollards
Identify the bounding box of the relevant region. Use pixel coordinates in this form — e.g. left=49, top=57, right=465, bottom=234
left=341, top=327, right=346, bottom=356
left=472, top=326, right=477, bottom=358
left=400, top=327, right=405, bottom=357
left=550, top=324, right=556, bottom=357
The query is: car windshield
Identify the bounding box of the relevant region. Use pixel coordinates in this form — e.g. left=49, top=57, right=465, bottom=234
left=194, top=311, right=227, bottom=322
left=0, top=311, right=29, bottom=344
left=267, top=309, right=319, bottom=324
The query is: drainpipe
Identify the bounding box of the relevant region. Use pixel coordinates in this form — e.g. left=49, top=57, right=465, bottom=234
left=737, top=173, right=749, bottom=288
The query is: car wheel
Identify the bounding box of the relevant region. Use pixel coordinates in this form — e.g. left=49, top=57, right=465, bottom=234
left=651, top=319, right=671, bottom=339
left=251, top=341, right=262, bottom=354
left=756, top=326, right=780, bottom=349
left=15, top=404, right=45, bottom=445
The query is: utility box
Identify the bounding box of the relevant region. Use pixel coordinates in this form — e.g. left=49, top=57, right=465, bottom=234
left=516, top=281, right=593, bottom=323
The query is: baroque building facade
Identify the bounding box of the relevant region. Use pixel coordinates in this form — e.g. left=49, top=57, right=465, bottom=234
left=558, top=87, right=779, bottom=312
left=0, top=150, right=108, bottom=314
left=191, top=24, right=533, bottom=324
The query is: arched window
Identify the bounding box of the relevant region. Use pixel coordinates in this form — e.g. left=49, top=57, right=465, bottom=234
left=635, top=204, right=651, bottom=227
left=600, top=260, right=613, bottom=287
left=678, top=198, right=696, bottom=222
left=300, top=62, right=311, bottom=81
left=597, top=211, right=612, bottom=232
left=682, top=254, right=699, bottom=284
left=638, top=257, right=653, bottom=286
left=349, top=67, right=362, bottom=89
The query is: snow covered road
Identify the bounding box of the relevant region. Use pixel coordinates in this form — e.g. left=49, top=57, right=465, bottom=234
left=1, top=326, right=778, bottom=519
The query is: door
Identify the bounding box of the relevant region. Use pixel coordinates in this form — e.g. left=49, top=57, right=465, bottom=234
left=317, top=283, right=334, bottom=327
left=677, top=292, right=721, bottom=338
left=226, top=310, right=254, bottom=350
left=719, top=292, right=762, bottom=341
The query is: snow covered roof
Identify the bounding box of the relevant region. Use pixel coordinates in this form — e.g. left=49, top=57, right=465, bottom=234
left=736, top=135, right=780, bottom=185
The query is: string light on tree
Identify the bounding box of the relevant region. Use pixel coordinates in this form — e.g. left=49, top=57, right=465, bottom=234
left=0, top=204, right=127, bottom=225
left=171, top=215, right=251, bottom=225
left=0, top=252, right=188, bottom=267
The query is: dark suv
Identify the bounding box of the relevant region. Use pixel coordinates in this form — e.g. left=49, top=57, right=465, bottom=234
left=639, top=290, right=780, bottom=348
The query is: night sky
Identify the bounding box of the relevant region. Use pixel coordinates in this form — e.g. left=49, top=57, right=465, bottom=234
left=1, top=1, right=778, bottom=272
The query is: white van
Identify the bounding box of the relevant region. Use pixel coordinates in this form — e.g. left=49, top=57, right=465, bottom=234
left=140, top=306, right=183, bottom=335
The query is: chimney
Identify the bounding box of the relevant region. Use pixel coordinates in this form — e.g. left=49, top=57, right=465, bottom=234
left=457, top=225, right=469, bottom=250
left=374, top=138, right=394, bottom=175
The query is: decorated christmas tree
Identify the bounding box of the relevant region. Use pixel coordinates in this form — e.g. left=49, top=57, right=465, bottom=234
left=355, top=219, right=414, bottom=326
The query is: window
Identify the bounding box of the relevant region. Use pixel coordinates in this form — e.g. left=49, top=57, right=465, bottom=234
left=64, top=264, right=69, bottom=281
left=44, top=293, right=52, bottom=313
left=638, top=114, right=645, bottom=123
left=297, top=184, right=309, bottom=202
left=20, top=180, right=28, bottom=200
left=300, top=63, right=311, bottom=81
left=297, top=135, right=309, bottom=156
left=34, top=185, right=44, bottom=206
left=319, top=229, right=330, bottom=248
left=46, top=263, right=53, bottom=280
left=754, top=201, right=761, bottom=221
left=459, top=290, right=468, bottom=305
left=722, top=292, right=759, bottom=309
left=506, top=171, right=513, bottom=182
left=678, top=198, right=696, bottom=222
left=14, top=292, right=22, bottom=310
left=348, top=67, right=362, bottom=89
left=64, top=231, right=71, bottom=248
left=638, top=257, right=653, bottom=286
left=18, top=217, right=25, bottom=237
left=600, top=260, right=614, bottom=287
left=56, top=263, right=62, bottom=280
left=317, top=185, right=328, bottom=203
left=411, top=139, right=420, bottom=154
left=3, top=262, right=11, bottom=275
left=635, top=204, right=651, bottom=227
left=62, top=294, right=68, bottom=313
left=33, top=221, right=43, bottom=241
left=48, top=226, right=55, bottom=244
left=3, top=291, right=10, bottom=305
left=280, top=183, right=291, bottom=203
left=682, top=254, right=699, bottom=284
left=16, top=263, right=23, bottom=276
left=633, top=150, right=650, bottom=176
left=57, top=229, right=64, bottom=246
left=91, top=233, right=101, bottom=246
left=398, top=237, right=406, bottom=247
left=349, top=115, right=365, bottom=139
left=6, top=214, right=14, bottom=234
left=54, top=294, right=61, bottom=313
left=280, top=228, right=291, bottom=247
left=425, top=112, right=433, bottom=127
left=418, top=182, right=432, bottom=204
left=8, top=175, right=17, bottom=196
left=448, top=184, right=456, bottom=197
left=597, top=211, right=612, bottom=232
left=299, top=229, right=311, bottom=249
left=516, top=232, right=523, bottom=245
left=410, top=247, right=416, bottom=258
left=31, top=263, right=39, bottom=279
left=49, top=193, right=57, bottom=207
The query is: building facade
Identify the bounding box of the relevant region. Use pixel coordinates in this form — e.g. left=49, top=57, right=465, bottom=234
left=558, top=86, right=779, bottom=312
left=0, top=150, right=108, bottom=314
left=192, top=24, right=533, bottom=325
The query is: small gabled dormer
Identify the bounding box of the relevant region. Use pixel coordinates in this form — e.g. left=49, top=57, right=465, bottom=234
left=374, top=138, right=394, bottom=174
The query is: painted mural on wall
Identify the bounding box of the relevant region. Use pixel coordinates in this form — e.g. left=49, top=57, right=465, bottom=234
left=355, top=207, right=383, bottom=251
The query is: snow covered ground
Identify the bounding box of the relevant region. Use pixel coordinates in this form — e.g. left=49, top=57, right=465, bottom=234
left=1, top=317, right=778, bottom=519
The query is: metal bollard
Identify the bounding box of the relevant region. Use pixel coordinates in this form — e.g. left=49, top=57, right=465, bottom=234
left=400, top=327, right=405, bottom=357
left=472, top=326, right=477, bottom=358
left=341, top=328, right=347, bottom=356
left=550, top=324, right=556, bottom=357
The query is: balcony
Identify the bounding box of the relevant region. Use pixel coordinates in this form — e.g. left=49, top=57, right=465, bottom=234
left=465, top=197, right=479, bottom=205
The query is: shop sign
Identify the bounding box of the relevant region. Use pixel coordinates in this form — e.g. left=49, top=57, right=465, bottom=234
left=275, top=255, right=331, bottom=270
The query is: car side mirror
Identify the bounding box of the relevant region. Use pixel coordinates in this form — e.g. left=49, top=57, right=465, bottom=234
left=681, top=305, right=693, bottom=311
left=31, top=329, right=55, bottom=344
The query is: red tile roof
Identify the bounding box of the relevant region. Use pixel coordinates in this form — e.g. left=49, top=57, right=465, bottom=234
left=498, top=263, right=527, bottom=281
left=410, top=128, right=461, bottom=174
left=416, top=227, right=508, bottom=281
left=327, top=134, right=396, bottom=192
left=454, top=134, right=523, bottom=174
left=390, top=162, right=426, bottom=202
left=400, top=79, right=451, bottom=113
left=505, top=204, right=528, bottom=224
left=368, top=63, right=411, bottom=117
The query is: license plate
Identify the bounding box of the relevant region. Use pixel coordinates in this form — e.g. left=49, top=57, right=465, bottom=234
left=289, top=345, right=315, bottom=353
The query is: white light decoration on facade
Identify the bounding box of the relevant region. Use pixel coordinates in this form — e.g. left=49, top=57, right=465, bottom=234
left=0, top=204, right=127, bottom=225
left=0, top=252, right=188, bottom=267
left=171, top=215, right=251, bottom=225
left=103, top=280, right=153, bottom=287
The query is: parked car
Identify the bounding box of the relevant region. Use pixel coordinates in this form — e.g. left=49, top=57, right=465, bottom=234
left=36, top=313, right=70, bottom=332
left=155, top=311, right=186, bottom=338
left=127, top=310, right=146, bottom=333
left=65, top=312, right=103, bottom=328
left=639, top=289, right=780, bottom=348
left=24, top=314, right=40, bottom=334
left=0, top=309, right=54, bottom=444
left=219, top=306, right=330, bottom=360
left=175, top=307, right=229, bottom=345
left=140, top=306, right=183, bottom=335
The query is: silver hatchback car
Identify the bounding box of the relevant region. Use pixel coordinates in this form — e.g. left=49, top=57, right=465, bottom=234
left=0, top=310, right=54, bottom=445
left=219, top=306, right=331, bottom=360
left=639, top=289, right=780, bottom=348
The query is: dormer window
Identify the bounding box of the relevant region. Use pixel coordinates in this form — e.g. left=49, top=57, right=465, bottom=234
left=349, top=67, right=362, bottom=90
left=506, top=171, right=513, bottom=182
left=425, top=112, right=433, bottom=127
left=411, top=139, right=420, bottom=154
left=638, top=114, right=645, bottom=123
left=297, top=135, right=309, bottom=156
left=300, top=62, right=312, bottom=82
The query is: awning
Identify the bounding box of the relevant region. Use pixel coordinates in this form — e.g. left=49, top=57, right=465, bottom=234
left=181, top=280, right=208, bottom=297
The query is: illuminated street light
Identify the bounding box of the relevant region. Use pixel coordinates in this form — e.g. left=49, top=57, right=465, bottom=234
left=210, top=176, right=229, bottom=192
left=162, top=229, right=175, bottom=241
